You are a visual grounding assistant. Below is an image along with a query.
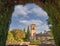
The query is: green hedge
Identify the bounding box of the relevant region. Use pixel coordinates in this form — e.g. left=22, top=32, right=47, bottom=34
left=30, top=40, right=42, bottom=44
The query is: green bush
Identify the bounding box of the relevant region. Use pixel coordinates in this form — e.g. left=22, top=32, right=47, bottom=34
left=30, top=40, right=42, bottom=44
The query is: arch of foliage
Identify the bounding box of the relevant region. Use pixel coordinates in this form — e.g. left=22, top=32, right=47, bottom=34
left=0, top=0, right=60, bottom=46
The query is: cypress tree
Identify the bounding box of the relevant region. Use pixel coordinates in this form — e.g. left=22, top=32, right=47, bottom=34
left=25, top=26, right=30, bottom=41
left=24, top=28, right=26, bottom=32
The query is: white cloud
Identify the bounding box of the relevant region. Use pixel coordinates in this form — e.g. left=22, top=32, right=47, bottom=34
left=12, top=4, right=48, bottom=18
left=36, top=24, right=50, bottom=33
left=40, top=24, right=50, bottom=31
left=12, top=5, right=30, bottom=17
left=19, top=19, right=43, bottom=25
left=31, top=7, right=48, bottom=17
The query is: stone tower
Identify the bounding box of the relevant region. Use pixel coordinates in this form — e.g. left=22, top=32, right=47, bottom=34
left=30, top=24, right=36, bottom=40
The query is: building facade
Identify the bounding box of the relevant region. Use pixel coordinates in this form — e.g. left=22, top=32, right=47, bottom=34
left=30, top=24, right=36, bottom=40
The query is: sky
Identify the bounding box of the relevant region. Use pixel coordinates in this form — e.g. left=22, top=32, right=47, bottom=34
left=9, top=3, right=50, bottom=33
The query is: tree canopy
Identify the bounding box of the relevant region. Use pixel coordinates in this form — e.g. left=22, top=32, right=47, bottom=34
left=11, top=29, right=25, bottom=41
left=6, top=29, right=26, bottom=43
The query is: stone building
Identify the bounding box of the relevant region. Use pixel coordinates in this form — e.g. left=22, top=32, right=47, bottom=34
left=36, top=31, right=55, bottom=44
left=30, top=24, right=36, bottom=40
left=36, top=31, right=53, bottom=40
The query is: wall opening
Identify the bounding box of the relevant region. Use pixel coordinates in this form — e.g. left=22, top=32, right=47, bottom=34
left=6, top=3, right=55, bottom=45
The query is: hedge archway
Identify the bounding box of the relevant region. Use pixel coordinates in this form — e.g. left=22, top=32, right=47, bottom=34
left=0, top=0, right=60, bottom=46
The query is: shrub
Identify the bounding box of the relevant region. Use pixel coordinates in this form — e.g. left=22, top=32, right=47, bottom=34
left=30, top=40, right=42, bottom=44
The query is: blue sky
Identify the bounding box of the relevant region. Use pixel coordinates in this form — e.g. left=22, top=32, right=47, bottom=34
left=9, top=3, right=50, bottom=33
